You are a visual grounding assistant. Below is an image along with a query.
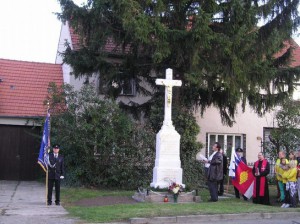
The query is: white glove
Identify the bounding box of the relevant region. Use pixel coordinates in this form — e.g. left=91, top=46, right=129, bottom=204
left=60, top=176, right=64, bottom=179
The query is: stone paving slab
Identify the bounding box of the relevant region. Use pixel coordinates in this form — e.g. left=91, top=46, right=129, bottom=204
left=0, top=180, right=79, bottom=224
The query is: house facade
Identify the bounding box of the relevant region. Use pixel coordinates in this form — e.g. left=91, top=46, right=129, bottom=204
left=0, top=59, right=63, bottom=180
left=56, top=21, right=152, bottom=105
left=56, top=21, right=300, bottom=164
left=196, top=40, right=300, bottom=163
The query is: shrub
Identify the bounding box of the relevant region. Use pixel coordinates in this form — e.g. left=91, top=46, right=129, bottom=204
left=47, top=83, right=155, bottom=188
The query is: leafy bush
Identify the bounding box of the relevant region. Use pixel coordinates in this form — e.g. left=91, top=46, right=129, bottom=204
left=47, top=83, right=155, bottom=188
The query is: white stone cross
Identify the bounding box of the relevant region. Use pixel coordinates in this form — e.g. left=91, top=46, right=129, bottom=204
left=155, top=68, right=182, bottom=127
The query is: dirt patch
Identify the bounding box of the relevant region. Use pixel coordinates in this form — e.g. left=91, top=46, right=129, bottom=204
left=74, top=196, right=138, bottom=207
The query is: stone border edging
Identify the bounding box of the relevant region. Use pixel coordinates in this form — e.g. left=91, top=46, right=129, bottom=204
left=129, top=212, right=300, bottom=224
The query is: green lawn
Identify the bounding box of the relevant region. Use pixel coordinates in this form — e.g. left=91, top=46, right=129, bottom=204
left=61, top=185, right=300, bottom=223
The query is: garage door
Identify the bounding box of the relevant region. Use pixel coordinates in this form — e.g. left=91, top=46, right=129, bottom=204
left=0, top=125, right=41, bottom=180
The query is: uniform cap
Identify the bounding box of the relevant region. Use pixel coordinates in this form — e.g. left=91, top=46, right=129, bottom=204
left=235, top=147, right=243, bottom=152
left=53, top=144, right=60, bottom=149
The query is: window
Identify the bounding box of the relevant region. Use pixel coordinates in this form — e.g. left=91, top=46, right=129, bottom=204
left=119, top=78, right=136, bottom=96
left=206, top=133, right=244, bottom=157
left=98, top=76, right=110, bottom=95
left=98, top=76, right=136, bottom=96
left=280, top=81, right=300, bottom=101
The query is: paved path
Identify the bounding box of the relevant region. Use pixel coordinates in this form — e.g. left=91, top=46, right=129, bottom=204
left=0, top=180, right=79, bottom=224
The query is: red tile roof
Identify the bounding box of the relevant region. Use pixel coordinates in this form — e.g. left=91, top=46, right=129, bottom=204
left=274, top=39, right=300, bottom=67
left=69, top=26, right=81, bottom=50
left=0, top=59, right=63, bottom=117
left=290, top=40, right=300, bottom=67
left=69, top=23, right=130, bottom=53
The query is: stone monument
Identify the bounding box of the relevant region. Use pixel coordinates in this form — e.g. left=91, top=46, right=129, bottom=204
left=150, top=68, right=184, bottom=189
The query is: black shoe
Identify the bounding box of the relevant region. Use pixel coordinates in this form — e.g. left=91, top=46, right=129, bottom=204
left=218, top=192, right=223, bottom=196
left=55, top=202, right=60, bottom=206
left=47, top=202, right=52, bottom=206
left=208, top=199, right=217, bottom=202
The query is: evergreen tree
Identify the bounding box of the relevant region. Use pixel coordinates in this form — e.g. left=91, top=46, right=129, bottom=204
left=57, top=0, right=300, bottom=125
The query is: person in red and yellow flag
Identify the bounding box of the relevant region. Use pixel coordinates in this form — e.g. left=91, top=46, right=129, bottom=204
left=252, top=152, right=270, bottom=205
left=233, top=147, right=248, bottom=200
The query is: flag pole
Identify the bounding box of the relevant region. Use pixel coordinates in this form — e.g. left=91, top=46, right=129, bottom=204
left=226, top=172, right=230, bottom=193
left=45, top=101, right=50, bottom=206
left=226, top=149, right=230, bottom=193
left=38, top=101, right=51, bottom=205
left=227, top=147, right=235, bottom=194
left=46, top=166, right=48, bottom=205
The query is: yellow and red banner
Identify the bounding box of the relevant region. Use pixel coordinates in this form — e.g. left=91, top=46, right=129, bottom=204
left=229, top=149, right=254, bottom=199
left=231, top=160, right=254, bottom=198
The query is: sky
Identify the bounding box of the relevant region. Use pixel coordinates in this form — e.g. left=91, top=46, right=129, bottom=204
left=0, top=0, right=299, bottom=64
left=0, top=0, right=86, bottom=64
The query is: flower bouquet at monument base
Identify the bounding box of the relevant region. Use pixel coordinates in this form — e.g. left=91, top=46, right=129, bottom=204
left=168, top=181, right=183, bottom=203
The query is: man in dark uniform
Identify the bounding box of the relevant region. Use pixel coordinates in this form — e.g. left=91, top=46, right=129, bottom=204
left=47, top=144, right=65, bottom=206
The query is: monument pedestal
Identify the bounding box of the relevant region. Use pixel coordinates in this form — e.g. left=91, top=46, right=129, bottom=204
left=150, top=125, right=184, bottom=188
left=132, top=190, right=200, bottom=203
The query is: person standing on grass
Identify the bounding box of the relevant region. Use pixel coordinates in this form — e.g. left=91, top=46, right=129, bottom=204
left=233, top=147, right=248, bottom=201
left=47, top=144, right=65, bottom=206
left=275, top=151, right=288, bottom=202
left=278, top=158, right=289, bottom=207
left=252, top=152, right=270, bottom=205
left=205, top=142, right=223, bottom=202
left=281, top=159, right=298, bottom=208
left=287, top=151, right=297, bottom=207
left=218, top=149, right=228, bottom=196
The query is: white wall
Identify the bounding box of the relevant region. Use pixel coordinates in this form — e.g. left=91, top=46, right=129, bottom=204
left=55, top=22, right=97, bottom=90
left=0, top=117, right=40, bottom=126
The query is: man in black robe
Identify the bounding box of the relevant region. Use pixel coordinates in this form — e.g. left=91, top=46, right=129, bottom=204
left=252, top=152, right=270, bottom=205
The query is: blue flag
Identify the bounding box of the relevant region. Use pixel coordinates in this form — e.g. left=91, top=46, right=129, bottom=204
left=38, top=112, right=50, bottom=172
